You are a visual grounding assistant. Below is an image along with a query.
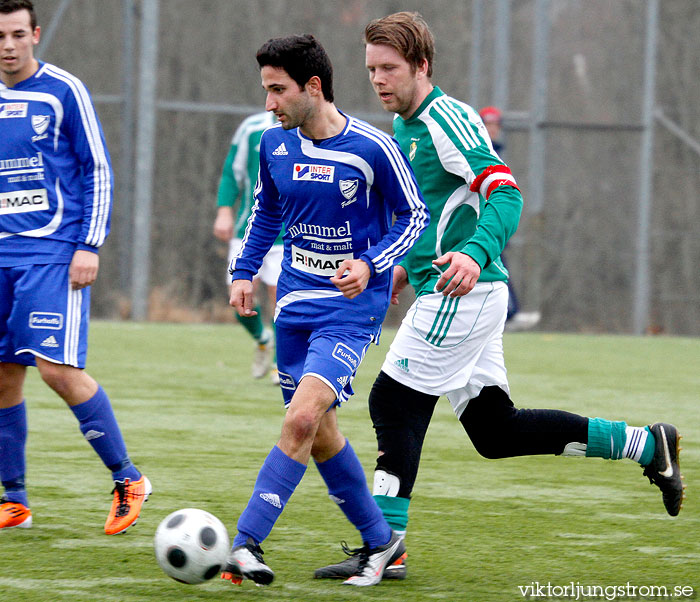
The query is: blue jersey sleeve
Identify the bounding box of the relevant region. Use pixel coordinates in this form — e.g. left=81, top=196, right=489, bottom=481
left=64, top=81, right=113, bottom=253
left=359, top=136, right=429, bottom=275
left=229, top=132, right=283, bottom=280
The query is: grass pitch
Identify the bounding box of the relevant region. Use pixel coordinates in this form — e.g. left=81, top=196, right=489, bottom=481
left=2, top=321, right=698, bottom=601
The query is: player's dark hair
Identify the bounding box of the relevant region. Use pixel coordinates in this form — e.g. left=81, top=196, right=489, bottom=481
left=364, top=11, right=434, bottom=78
left=256, top=34, right=334, bottom=103
left=0, top=0, right=37, bottom=30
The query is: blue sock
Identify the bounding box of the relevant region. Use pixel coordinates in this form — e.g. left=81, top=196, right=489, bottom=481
left=70, top=386, right=140, bottom=482
left=0, top=402, right=29, bottom=507
left=234, top=445, right=306, bottom=547
left=315, top=440, right=392, bottom=549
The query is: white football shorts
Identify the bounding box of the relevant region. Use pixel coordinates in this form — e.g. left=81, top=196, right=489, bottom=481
left=382, top=281, right=510, bottom=419
left=227, top=238, right=283, bottom=287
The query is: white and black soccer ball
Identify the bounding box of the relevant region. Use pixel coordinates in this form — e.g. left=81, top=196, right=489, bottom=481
left=154, top=508, right=230, bottom=584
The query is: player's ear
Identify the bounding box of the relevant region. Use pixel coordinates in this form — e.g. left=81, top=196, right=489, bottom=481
left=32, top=25, right=41, bottom=46
left=305, top=75, right=323, bottom=97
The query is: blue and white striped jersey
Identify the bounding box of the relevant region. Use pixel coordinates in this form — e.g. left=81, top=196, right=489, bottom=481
left=230, top=112, right=429, bottom=329
left=0, top=61, right=112, bottom=266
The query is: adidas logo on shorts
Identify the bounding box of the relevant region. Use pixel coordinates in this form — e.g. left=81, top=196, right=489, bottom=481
left=272, top=142, right=288, bottom=156
left=394, top=358, right=410, bottom=373
left=40, top=335, right=59, bottom=348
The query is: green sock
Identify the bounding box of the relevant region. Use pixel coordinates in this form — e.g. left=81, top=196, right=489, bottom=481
left=236, top=307, right=264, bottom=341
left=374, top=495, right=410, bottom=533
left=586, top=417, right=627, bottom=459
left=586, top=418, right=655, bottom=464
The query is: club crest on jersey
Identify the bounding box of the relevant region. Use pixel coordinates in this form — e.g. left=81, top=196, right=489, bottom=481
left=332, top=343, right=359, bottom=371
left=31, top=115, right=50, bottom=142
left=293, top=163, right=334, bottom=182
left=0, top=102, right=28, bottom=118
left=339, top=179, right=358, bottom=207
left=32, top=115, right=50, bottom=135
left=409, top=141, right=418, bottom=161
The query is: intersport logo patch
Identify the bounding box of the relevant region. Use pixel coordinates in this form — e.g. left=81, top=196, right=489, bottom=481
left=293, top=163, right=334, bottom=182
left=0, top=103, right=28, bottom=118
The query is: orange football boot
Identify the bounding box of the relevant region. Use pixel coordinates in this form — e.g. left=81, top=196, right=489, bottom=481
left=104, top=475, right=152, bottom=535
left=0, top=497, right=32, bottom=529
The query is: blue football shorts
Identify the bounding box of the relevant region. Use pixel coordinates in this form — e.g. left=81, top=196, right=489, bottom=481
left=0, top=263, right=90, bottom=368
left=275, top=323, right=378, bottom=408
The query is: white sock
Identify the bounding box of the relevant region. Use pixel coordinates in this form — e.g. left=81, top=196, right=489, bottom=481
left=622, top=426, right=649, bottom=462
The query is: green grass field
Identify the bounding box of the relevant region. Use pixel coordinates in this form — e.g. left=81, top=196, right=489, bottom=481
left=2, top=322, right=698, bottom=601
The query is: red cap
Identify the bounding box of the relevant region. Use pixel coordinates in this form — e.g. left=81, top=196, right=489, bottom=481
left=479, top=106, right=502, bottom=123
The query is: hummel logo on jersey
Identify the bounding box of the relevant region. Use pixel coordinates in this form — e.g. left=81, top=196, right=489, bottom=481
left=394, top=358, right=410, bottom=373
left=337, top=375, right=349, bottom=388
left=40, top=335, right=59, bottom=348
left=84, top=429, right=105, bottom=441
left=272, top=142, right=288, bottom=156
left=329, top=494, right=346, bottom=505
left=260, top=493, right=282, bottom=508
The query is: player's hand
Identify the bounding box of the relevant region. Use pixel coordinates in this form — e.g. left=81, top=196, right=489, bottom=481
left=213, top=207, right=234, bottom=242
left=432, top=252, right=481, bottom=298
left=229, top=279, right=257, bottom=316
left=391, top=265, right=409, bottom=305
left=330, top=259, right=371, bottom=299
left=69, top=250, right=99, bottom=290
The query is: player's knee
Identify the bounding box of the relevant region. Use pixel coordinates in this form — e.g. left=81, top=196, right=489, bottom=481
left=35, top=362, right=76, bottom=399
left=368, top=371, right=399, bottom=425
left=283, top=407, right=321, bottom=444
left=460, top=385, right=515, bottom=459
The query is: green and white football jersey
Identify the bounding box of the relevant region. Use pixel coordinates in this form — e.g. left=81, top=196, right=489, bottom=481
left=392, top=87, right=523, bottom=296
left=217, top=111, right=283, bottom=244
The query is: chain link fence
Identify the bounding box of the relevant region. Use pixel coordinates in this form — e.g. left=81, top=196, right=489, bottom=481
left=33, top=0, right=700, bottom=335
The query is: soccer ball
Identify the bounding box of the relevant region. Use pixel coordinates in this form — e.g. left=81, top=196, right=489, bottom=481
left=154, top=508, right=230, bottom=584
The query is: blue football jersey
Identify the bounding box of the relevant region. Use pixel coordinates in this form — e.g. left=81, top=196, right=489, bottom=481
left=230, top=112, right=429, bottom=329
left=0, top=62, right=112, bottom=266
